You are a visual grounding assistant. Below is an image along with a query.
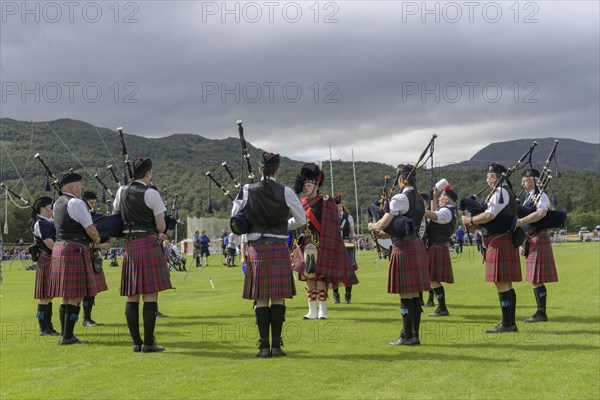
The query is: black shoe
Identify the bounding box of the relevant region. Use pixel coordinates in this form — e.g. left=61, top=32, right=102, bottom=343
left=82, top=319, right=103, bottom=327
left=333, top=293, right=340, bottom=304
left=485, top=323, right=518, bottom=333
left=428, top=308, right=449, bottom=317
left=271, top=348, right=287, bottom=357
left=256, top=348, right=270, bottom=358
left=344, top=295, right=352, bottom=304
left=424, top=300, right=435, bottom=307
left=388, top=337, right=418, bottom=346
left=523, top=311, right=548, bottom=323
left=388, top=331, right=417, bottom=346
left=256, top=339, right=271, bottom=358
left=155, top=311, right=169, bottom=318
left=141, top=344, right=165, bottom=353
left=58, top=336, right=88, bottom=345
left=40, top=328, right=61, bottom=336
left=133, top=344, right=142, bottom=353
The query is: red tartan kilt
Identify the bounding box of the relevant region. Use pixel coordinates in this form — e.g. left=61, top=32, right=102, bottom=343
left=34, top=252, right=52, bottom=299
left=427, top=245, right=454, bottom=283
left=388, top=238, right=430, bottom=294
left=526, top=231, right=558, bottom=283
left=243, top=243, right=296, bottom=300
left=94, top=267, right=109, bottom=293
left=120, top=236, right=172, bottom=296
left=484, top=234, right=522, bottom=282
left=49, top=242, right=98, bottom=298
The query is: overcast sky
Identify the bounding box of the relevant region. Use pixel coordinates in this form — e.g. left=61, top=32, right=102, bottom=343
left=1, top=1, right=598, bottom=166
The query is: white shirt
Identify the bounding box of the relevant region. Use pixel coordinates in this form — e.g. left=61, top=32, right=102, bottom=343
left=529, top=190, right=550, bottom=211
left=431, top=206, right=454, bottom=225
left=231, top=176, right=307, bottom=241
left=57, top=192, right=93, bottom=228
left=485, top=185, right=511, bottom=217
left=389, top=186, right=415, bottom=216
left=227, top=233, right=238, bottom=248
left=113, top=181, right=167, bottom=216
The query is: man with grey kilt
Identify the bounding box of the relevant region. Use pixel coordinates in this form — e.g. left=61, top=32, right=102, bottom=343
left=113, top=157, right=173, bottom=353
left=231, top=152, right=306, bottom=358
left=424, top=184, right=458, bottom=317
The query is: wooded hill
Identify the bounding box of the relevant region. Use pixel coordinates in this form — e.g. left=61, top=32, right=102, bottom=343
left=1, top=118, right=598, bottom=242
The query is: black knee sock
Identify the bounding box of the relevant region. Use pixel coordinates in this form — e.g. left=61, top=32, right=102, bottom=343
left=332, top=286, right=339, bottom=295
left=63, top=304, right=80, bottom=339
left=498, top=291, right=512, bottom=327
left=400, top=298, right=414, bottom=339
left=433, top=286, right=447, bottom=311
left=36, top=304, right=48, bottom=331
left=59, top=304, right=67, bottom=336
left=255, top=307, right=270, bottom=348
left=142, top=302, right=158, bottom=345
left=345, top=285, right=353, bottom=295
left=412, top=297, right=422, bottom=339
left=509, top=288, right=517, bottom=326
left=46, top=302, right=54, bottom=330
left=534, top=285, right=547, bottom=313
left=82, top=296, right=94, bottom=321
left=270, top=305, right=285, bottom=349
left=427, top=290, right=435, bottom=304
left=125, top=302, right=142, bottom=345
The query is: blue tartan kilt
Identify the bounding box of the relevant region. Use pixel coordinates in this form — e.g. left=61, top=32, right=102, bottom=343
left=427, top=244, right=454, bottom=283
left=388, top=238, right=430, bottom=294
left=484, top=233, right=522, bottom=282
left=49, top=241, right=98, bottom=299
left=243, top=242, right=296, bottom=300
left=120, top=236, right=172, bottom=296
left=526, top=231, right=558, bottom=283
left=34, top=251, right=52, bottom=299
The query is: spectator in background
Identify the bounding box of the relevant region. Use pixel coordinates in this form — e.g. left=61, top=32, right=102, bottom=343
left=474, top=229, right=485, bottom=262
left=227, top=232, right=238, bottom=267
left=219, top=229, right=228, bottom=262
left=193, top=230, right=201, bottom=267
left=199, top=231, right=211, bottom=266
left=455, top=226, right=465, bottom=254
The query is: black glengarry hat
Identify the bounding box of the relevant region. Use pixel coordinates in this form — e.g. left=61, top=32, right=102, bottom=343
left=487, top=163, right=507, bottom=175
left=133, top=157, right=152, bottom=177
left=33, top=196, right=53, bottom=211
left=59, top=172, right=82, bottom=187
left=521, top=169, right=540, bottom=178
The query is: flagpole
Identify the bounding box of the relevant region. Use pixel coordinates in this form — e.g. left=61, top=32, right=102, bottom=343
left=352, top=148, right=359, bottom=236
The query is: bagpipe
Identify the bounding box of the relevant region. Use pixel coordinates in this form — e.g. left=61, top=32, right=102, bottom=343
left=0, top=182, right=56, bottom=262
left=35, top=153, right=125, bottom=242
left=459, top=141, right=539, bottom=236
left=117, top=127, right=179, bottom=232
left=517, top=140, right=567, bottom=233
left=369, top=134, right=438, bottom=240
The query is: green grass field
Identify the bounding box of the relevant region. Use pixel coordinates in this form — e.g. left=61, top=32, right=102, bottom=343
left=1, top=242, right=599, bottom=399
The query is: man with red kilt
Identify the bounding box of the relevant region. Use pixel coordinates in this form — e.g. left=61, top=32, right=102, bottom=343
left=462, top=163, right=521, bottom=333
left=515, top=169, right=558, bottom=322
left=30, top=196, right=59, bottom=336
left=49, top=172, right=101, bottom=345
left=369, top=164, right=430, bottom=346
left=113, top=157, right=172, bottom=352
left=293, top=163, right=359, bottom=321
left=80, top=190, right=108, bottom=327
left=424, top=185, right=458, bottom=317
left=231, top=152, right=306, bottom=357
